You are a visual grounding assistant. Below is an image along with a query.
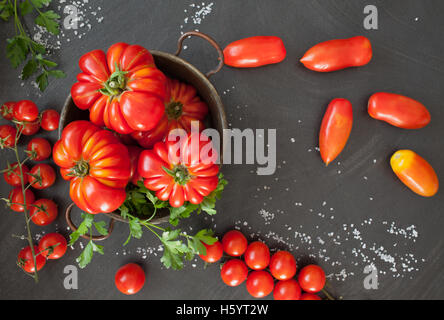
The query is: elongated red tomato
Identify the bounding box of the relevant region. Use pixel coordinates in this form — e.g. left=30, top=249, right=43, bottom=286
left=138, top=133, right=219, bottom=208
left=224, top=36, right=286, bottom=68
left=71, top=43, right=167, bottom=134
left=301, top=36, right=372, bottom=72
left=53, top=121, right=131, bottom=214
left=390, top=150, right=439, bottom=197
left=131, top=78, right=208, bottom=148
left=319, top=99, right=353, bottom=166
left=368, top=93, right=431, bottom=129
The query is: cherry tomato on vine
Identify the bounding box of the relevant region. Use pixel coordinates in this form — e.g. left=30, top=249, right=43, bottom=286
left=30, top=199, right=58, bottom=226
left=9, top=187, right=35, bottom=212
left=199, top=240, right=223, bottom=263
left=319, top=98, right=353, bottom=166
left=269, top=251, right=297, bottom=280
left=17, top=245, right=46, bottom=273
left=115, top=263, right=146, bottom=295
left=38, top=233, right=67, bottom=259
left=0, top=125, right=17, bottom=147
left=13, top=100, right=39, bottom=122
left=300, top=36, right=372, bottom=72
left=298, top=265, right=326, bottom=293
left=273, top=279, right=302, bottom=300
left=246, top=271, right=274, bottom=298
left=1, top=101, right=15, bottom=120
left=40, top=109, right=60, bottom=131
left=220, top=259, right=248, bottom=287
left=27, top=138, right=52, bottom=161
left=244, top=241, right=270, bottom=270
left=224, top=36, right=286, bottom=68
left=3, top=162, right=29, bottom=187
left=222, top=230, right=248, bottom=257
left=300, top=293, right=322, bottom=300
left=29, top=164, right=56, bottom=190
left=19, top=120, right=40, bottom=136
left=391, top=150, right=439, bottom=197
left=368, top=93, right=431, bottom=129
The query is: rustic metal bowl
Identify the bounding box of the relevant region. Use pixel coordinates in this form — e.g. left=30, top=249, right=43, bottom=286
left=60, top=31, right=227, bottom=240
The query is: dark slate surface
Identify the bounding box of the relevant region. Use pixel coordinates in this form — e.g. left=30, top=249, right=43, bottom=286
left=0, top=0, right=443, bottom=300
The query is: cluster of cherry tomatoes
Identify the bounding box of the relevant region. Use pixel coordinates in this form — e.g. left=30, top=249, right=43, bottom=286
left=199, top=230, right=326, bottom=300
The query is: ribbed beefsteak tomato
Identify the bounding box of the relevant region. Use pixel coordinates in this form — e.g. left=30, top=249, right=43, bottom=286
left=53, top=121, right=131, bottom=214
left=71, top=43, right=167, bottom=134
left=131, top=78, right=209, bottom=148
left=138, top=133, right=219, bottom=208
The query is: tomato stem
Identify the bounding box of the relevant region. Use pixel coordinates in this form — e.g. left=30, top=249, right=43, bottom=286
left=166, top=101, right=183, bottom=120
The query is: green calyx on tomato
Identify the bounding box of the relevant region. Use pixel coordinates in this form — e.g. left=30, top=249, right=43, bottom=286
left=163, top=165, right=191, bottom=185
left=100, top=65, right=128, bottom=97
left=72, top=160, right=90, bottom=177
left=166, top=100, right=184, bottom=120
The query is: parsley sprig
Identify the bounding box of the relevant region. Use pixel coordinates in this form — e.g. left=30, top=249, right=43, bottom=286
left=1, top=0, right=65, bottom=91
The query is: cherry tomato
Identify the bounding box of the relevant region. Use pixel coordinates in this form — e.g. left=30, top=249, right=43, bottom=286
left=368, top=93, right=431, bottom=129
left=269, top=251, right=297, bottom=280
left=38, top=232, right=67, bottom=259
left=300, top=36, right=372, bottom=72
left=224, top=36, right=286, bottom=68
left=222, top=230, right=248, bottom=257
left=40, top=109, right=60, bottom=131
left=319, top=98, right=353, bottom=166
left=391, top=150, right=439, bottom=197
left=115, top=263, right=146, bottom=295
left=300, top=293, right=322, bottom=300
left=246, top=271, right=274, bottom=298
left=298, top=265, right=326, bottom=293
left=220, top=259, right=248, bottom=287
left=13, top=100, right=39, bottom=122
left=9, top=187, right=35, bottom=212
left=199, top=240, right=223, bottom=263
left=27, top=138, right=52, bottom=161
left=273, top=279, right=302, bottom=300
left=1, top=101, right=15, bottom=120
left=0, top=124, right=17, bottom=148
left=30, top=199, right=58, bottom=226
left=244, top=241, right=270, bottom=270
left=18, top=245, right=46, bottom=273
left=3, top=162, right=29, bottom=187
left=29, top=164, right=56, bottom=190
left=19, top=120, right=40, bottom=136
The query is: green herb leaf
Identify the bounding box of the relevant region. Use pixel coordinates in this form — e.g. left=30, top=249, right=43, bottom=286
left=6, top=37, right=28, bottom=68
left=0, top=0, right=14, bottom=21
left=194, top=229, right=217, bottom=246
left=169, top=203, right=198, bottom=226
left=93, top=221, right=108, bottom=236
left=19, top=0, right=34, bottom=15
left=160, top=230, right=189, bottom=270
left=30, top=0, right=51, bottom=9
left=36, top=72, right=48, bottom=91
left=76, top=241, right=93, bottom=269
left=68, top=213, right=94, bottom=246
left=47, top=69, right=66, bottom=78
left=35, top=10, right=60, bottom=35
left=21, top=59, right=38, bottom=80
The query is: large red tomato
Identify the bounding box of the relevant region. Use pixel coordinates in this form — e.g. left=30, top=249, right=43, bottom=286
left=138, top=133, right=219, bottom=208
left=53, top=121, right=131, bottom=214
left=71, top=43, right=167, bottom=134
left=131, top=78, right=209, bottom=148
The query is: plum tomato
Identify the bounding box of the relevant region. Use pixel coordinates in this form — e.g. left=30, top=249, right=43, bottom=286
left=115, top=263, right=146, bottom=295
left=246, top=271, right=274, bottom=298
left=273, top=279, right=302, bottom=300
left=13, top=100, right=39, bottom=122
left=244, top=241, right=270, bottom=270
left=30, top=199, right=58, bottom=226
left=18, top=245, right=46, bottom=273
left=199, top=240, right=223, bottom=263
left=3, top=162, right=29, bottom=187
left=40, top=109, right=60, bottom=131
left=9, top=187, right=35, bottom=212
left=220, top=259, right=248, bottom=287
left=222, top=230, right=248, bottom=257
left=0, top=124, right=17, bottom=148
left=29, top=164, right=56, bottom=190
left=27, top=138, right=52, bottom=161
left=269, top=251, right=297, bottom=280
left=39, top=233, right=67, bottom=259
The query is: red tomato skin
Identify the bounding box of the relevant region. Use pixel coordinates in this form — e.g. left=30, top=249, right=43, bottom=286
left=222, top=230, right=248, bottom=257
left=273, top=279, right=302, bottom=300
left=18, top=245, right=46, bottom=273
left=220, top=259, right=248, bottom=287
left=19, top=120, right=40, bottom=136
left=29, top=164, right=56, bottom=190
left=301, top=36, right=372, bottom=72
left=30, top=199, right=58, bottom=226
left=244, top=241, right=270, bottom=270
left=224, top=36, right=286, bottom=68
left=9, top=188, right=35, bottom=212
left=199, top=241, right=223, bottom=263
left=269, top=251, right=297, bottom=280
left=319, top=98, right=353, bottom=166
left=4, top=163, right=29, bottom=187
left=1, top=101, right=15, bottom=120
left=27, top=138, right=52, bottom=161
left=39, top=233, right=67, bottom=259
left=127, top=145, right=143, bottom=185
left=115, top=263, right=146, bottom=295
left=41, top=109, right=60, bottom=131
left=300, top=293, right=322, bottom=300
left=13, top=100, right=39, bottom=122
left=0, top=125, right=17, bottom=147
left=246, top=271, right=275, bottom=298
left=368, top=93, right=431, bottom=129
left=298, top=265, right=326, bottom=293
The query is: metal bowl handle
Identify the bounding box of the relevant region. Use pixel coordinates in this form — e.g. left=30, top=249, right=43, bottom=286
left=175, top=31, right=224, bottom=78
left=65, top=203, right=115, bottom=241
